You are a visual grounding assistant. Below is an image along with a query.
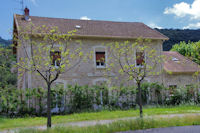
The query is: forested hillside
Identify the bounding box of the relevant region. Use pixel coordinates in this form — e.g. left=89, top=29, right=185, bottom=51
left=1, top=28, right=200, bottom=50
left=0, top=36, right=12, bottom=46
left=156, top=29, right=200, bottom=51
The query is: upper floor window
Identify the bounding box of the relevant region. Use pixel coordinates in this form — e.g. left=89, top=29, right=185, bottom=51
left=136, top=51, right=145, bottom=67
left=50, top=51, right=61, bottom=67
left=96, top=52, right=105, bottom=68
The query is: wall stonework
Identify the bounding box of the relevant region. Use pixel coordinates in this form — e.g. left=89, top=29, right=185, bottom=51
left=163, top=72, right=199, bottom=87
left=17, top=37, right=199, bottom=89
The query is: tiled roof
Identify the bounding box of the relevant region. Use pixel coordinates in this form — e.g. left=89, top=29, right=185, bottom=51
left=163, top=51, right=200, bottom=74
left=14, top=14, right=168, bottom=40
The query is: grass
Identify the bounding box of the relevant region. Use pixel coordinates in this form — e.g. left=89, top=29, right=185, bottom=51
left=1, top=105, right=200, bottom=131
left=18, top=115, right=200, bottom=133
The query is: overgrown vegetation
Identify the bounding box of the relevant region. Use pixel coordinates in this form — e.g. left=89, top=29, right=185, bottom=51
left=0, top=82, right=200, bottom=117
left=0, top=45, right=17, bottom=88
left=171, top=41, right=200, bottom=65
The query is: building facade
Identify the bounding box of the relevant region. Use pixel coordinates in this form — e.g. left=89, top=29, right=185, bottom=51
left=13, top=10, right=200, bottom=90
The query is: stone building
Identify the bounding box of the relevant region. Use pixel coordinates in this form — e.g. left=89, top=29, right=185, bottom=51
left=13, top=9, right=200, bottom=90
left=162, top=51, right=200, bottom=88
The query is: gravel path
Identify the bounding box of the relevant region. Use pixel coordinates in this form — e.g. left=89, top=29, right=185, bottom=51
left=116, top=125, right=200, bottom=133
left=1, top=113, right=200, bottom=133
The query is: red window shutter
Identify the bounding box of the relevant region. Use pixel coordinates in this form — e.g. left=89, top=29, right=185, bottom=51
left=136, top=52, right=144, bottom=65
left=96, top=52, right=105, bottom=62
left=54, top=52, right=61, bottom=60
left=50, top=51, right=61, bottom=65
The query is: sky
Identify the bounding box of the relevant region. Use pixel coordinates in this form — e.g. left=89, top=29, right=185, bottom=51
left=1, top=0, right=200, bottom=39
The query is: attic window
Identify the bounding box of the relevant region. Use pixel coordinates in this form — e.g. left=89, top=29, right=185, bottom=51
left=75, top=25, right=81, bottom=29
left=172, top=57, right=179, bottom=62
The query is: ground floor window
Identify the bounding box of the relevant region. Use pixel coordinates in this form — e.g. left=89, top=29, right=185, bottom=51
left=169, top=85, right=177, bottom=94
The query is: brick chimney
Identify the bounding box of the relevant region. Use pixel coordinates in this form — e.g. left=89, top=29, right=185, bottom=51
left=24, top=7, right=30, bottom=21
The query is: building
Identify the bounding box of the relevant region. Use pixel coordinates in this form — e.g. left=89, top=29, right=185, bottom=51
left=13, top=8, right=200, bottom=89
left=162, top=51, right=200, bottom=88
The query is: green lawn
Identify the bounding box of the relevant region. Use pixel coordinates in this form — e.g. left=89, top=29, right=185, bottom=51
left=18, top=115, right=200, bottom=133
left=1, top=105, right=200, bottom=131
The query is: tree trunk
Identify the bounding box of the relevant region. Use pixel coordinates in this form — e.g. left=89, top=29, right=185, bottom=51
left=47, top=83, right=51, bottom=128
left=138, top=82, right=143, bottom=118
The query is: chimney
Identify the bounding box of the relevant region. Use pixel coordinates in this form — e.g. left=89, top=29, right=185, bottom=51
left=24, top=7, right=30, bottom=21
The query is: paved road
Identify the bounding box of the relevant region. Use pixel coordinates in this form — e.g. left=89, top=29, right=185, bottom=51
left=117, top=126, right=200, bottom=133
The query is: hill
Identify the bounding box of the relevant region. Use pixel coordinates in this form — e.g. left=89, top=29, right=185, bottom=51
left=155, top=29, right=200, bottom=51
left=0, top=37, right=12, bottom=47
left=1, top=29, right=200, bottom=50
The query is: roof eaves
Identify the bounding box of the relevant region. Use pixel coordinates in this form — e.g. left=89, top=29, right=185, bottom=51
left=163, top=68, right=198, bottom=74
left=72, top=34, right=169, bottom=40
left=14, top=14, right=20, bottom=33
left=142, top=23, right=169, bottom=40
left=18, top=32, right=169, bottom=40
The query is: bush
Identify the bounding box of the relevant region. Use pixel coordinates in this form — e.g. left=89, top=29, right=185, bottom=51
left=0, top=82, right=199, bottom=117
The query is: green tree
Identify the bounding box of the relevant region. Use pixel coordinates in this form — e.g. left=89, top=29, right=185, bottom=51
left=0, top=45, right=17, bottom=88
left=14, top=24, right=84, bottom=128
left=171, top=41, right=200, bottom=65
left=106, top=39, right=162, bottom=118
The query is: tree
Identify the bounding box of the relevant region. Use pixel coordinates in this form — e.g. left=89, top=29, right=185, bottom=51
left=106, top=39, right=162, bottom=118
left=0, top=45, right=17, bottom=88
left=14, top=24, right=84, bottom=128
left=171, top=41, right=200, bottom=65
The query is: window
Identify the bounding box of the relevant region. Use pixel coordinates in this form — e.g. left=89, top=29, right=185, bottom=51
left=96, top=52, right=105, bottom=68
left=169, top=85, right=177, bottom=94
left=50, top=51, right=61, bottom=67
left=186, top=84, right=193, bottom=89
left=186, top=84, right=194, bottom=94
left=136, top=51, right=145, bottom=67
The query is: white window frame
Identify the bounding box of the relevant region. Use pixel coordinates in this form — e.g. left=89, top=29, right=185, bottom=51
left=93, top=46, right=107, bottom=69
left=54, top=60, right=60, bottom=68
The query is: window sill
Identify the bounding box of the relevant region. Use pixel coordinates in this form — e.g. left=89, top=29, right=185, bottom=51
left=96, top=66, right=106, bottom=69
left=136, top=65, right=144, bottom=68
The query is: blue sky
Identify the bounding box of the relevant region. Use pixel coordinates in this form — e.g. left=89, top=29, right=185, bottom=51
left=1, top=0, right=200, bottom=39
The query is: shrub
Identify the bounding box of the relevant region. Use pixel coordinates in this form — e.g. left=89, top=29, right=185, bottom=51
left=0, top=82, right=199, bottom=117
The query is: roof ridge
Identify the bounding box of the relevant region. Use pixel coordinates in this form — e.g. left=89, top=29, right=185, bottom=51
left=15, top=14, right=144, bottom=24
